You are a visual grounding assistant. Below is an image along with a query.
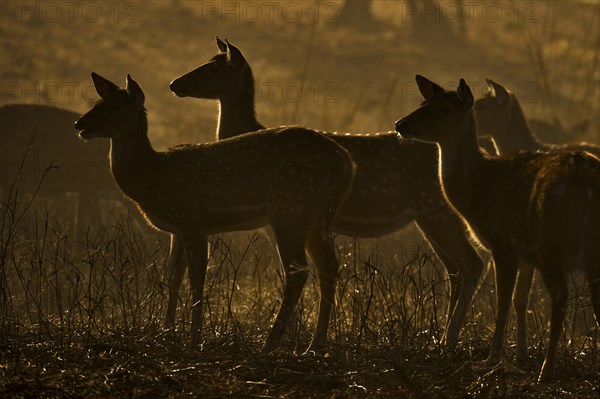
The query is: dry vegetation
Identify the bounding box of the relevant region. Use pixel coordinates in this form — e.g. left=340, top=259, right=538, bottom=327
left=1, top=1, right=599, bottom=397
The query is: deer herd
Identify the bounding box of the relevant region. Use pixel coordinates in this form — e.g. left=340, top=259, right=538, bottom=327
left=70, top=38, right=599, bottom=382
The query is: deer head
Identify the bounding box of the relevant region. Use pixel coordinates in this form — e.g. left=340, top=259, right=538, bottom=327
left=169, top=37, right=249, bottom=99
left=75, top=73, right=145, bottom=140
left=395, top=75, right=474, bottom=145
left=473, top=79, right=513, bottom=135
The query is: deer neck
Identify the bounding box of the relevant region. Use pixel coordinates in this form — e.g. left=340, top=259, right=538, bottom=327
left=216, top=69, right=263, bottom=141
left=437, top=113, right=485, bottom=208
left=109, top=111, right=158, bottom=197
left=497, top=98, right=544, bottom=152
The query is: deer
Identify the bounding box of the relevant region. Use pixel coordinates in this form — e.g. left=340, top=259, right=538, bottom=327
left=395, top=75, right=600, bottom=382
left=169, top=38, right=487, bottom=346
left=0, top=103, right=143, bottom=234
left=74, top=73, right=355, bottom=354
left=474, top=79, right=600, bottom=365
left=475, top=80, right=590, bottom=147
left=475, top=79, right=600, bottom=157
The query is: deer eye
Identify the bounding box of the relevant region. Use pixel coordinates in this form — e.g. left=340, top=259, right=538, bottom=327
left=212, top=63, right=219, bottom=72
left=438, top=107, right=451, bottom=114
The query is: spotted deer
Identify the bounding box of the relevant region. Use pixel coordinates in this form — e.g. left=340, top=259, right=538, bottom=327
left=395, top=75, right=600, bottom=382
left=474, top=79, right=600, bottom=364
left=0, top=104, right=141, bottom=233
left=74, top=73, right=355, bottom=353
left=169, top=38, right=487, bottom=346
left=475, top=79, right=600, bottom=157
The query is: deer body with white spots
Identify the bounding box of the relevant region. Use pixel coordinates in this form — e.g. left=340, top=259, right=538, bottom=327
left=170, top=38, right=487, bottom=346
left=75, top=73, right=355, bottom=354
left=395, top=75, right=600, bottom=382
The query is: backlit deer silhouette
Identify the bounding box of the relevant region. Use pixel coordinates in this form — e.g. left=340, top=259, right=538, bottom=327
left=169, top=38, right=487, bottom=346
left=74, top=73, right=355, bottom=353
left=475, top=79, right=599, bottom=157
left=474, top=79, right=600, bottom=363
left=0, top=104, right=138, bottom=233
left=395, top=75, right=600, bottom=382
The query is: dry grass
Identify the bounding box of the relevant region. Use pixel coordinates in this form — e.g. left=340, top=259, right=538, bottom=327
left=1, top=156, right=598, bottom=398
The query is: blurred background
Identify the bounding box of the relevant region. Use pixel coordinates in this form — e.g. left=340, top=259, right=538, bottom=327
left=2, top=0, right=598, bottom=144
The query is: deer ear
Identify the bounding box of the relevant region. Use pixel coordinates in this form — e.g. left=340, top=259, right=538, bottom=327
left=488, top=79, right=509, bottom=106
left=225, top=40, right=247, bottom=70
left=91, top=72, right=119, bottom=98
left=216, top=36, right=227, bottom=52
left=126, top=74, right=145, bottom=108
left=485, top=78, right=496, bottom=97
left=457, top=79, right=474, bottom=110
left=415, top=75, right=444, bottom=100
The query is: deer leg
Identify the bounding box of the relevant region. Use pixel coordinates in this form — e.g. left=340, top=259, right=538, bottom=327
left=417, top=215, right=484, bottom=346
left=165, top=234, right=186, bottom=329
left=305, top=228, right=339, bottom=354
left=585, top=252, right=600, bottom=327
left=513, top=261, right=534, bottom=364
left=181, top=233, right=208, bottom=346
left=260, top=228, right=300, bottom=338
left=537, top=268, right=568, bottom=383
left=486, top=245, right=518, bottom=365
left=262, top=222, right=309, bottom=353
left=589, top=270, right=600, bottom=328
